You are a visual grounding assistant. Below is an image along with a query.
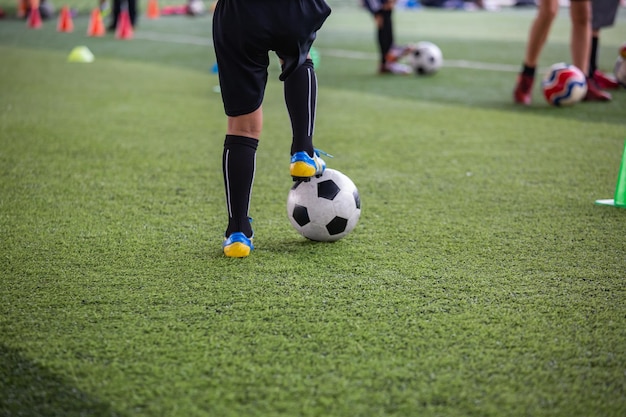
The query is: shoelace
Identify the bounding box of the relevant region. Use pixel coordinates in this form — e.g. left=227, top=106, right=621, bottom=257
left=314, top=149, right=333, bottom=159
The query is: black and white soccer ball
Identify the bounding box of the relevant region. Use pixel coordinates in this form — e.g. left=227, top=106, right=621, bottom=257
left=187, top=0, right=206, bottom=16
left=287, top=169, right=361, bottom=242
left=408, top=41, right=443, bottom=75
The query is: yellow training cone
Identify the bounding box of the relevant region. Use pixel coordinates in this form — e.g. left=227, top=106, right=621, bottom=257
left=68, top=46, right=95, bottom=63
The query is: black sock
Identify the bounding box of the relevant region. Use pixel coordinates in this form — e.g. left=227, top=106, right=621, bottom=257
left=589, top=36, right=599, bottom=77
left=521, top=64, right=536, bottom=77
left=222, top=135, right=258, bottom=238
left=284, top=59, right=316, bottom=157
left=379, top=10, right=393, bottom=64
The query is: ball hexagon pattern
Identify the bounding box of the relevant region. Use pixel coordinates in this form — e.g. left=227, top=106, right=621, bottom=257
left=287, top=169, right=361, bottom=242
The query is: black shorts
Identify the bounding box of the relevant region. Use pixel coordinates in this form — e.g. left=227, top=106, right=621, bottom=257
left=592, top=0, right=620, bottom=30
left=213, top=0, right=331, bottom=117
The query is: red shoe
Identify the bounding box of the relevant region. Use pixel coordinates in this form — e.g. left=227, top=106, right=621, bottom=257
left=592, top=70, right=619, bottom=90
left=513, top=74, right=534, bottom=105
left=379, top=61, right=412, bottom=75
left=385, top=45, right=412, bottom=64
left=584, top=78, right=612, bottom=102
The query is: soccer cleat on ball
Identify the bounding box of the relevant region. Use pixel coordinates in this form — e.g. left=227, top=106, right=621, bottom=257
left=407, top=41, right=443, bottom=75
left=290, top=149, right=329, bottom=180
left=541, top=63, right=587, bottom=106
left=287, top=169, right=361, bottom=242
left=223, top=232, right=253, bottom=258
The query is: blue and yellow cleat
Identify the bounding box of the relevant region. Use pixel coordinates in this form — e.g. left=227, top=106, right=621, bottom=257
left=223, top=232, right=254, bottom=258
left=290, top=149, right=331, bottom=180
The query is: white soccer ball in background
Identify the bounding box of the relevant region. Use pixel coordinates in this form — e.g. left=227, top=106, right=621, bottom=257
left=541, top=63, right=587, bottom=106
left=187, top=0, right=206, bottom=16
left=614, top=57, right=626, bottom=88
left=287, top=169, right=361, bottom=242
left=408, top=41, right=443, bottom=75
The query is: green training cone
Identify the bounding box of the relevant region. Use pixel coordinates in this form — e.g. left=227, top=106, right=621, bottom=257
left=595, top=141, right=626, bottom=208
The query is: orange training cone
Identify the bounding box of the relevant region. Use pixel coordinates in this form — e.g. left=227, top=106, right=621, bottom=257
left=57, top=5, right=74, bottom=32
left=147, top=0, right=160, bottom=19
left=26, top=0, right=42, bottom=28
left=115, top=9, right=133, bottom=40
left=87, top=8, right=106, bottom=37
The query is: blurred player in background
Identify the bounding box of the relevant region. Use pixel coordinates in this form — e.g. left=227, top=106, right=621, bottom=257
left=106, top=0, right=137, bottom=32
left=513, top=0, right=611, bottom=105
left=362, top=0, right=413, bottom=74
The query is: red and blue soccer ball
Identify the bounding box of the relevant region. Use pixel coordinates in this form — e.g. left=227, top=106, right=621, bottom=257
left=541, top=63, right=587, bottom=106
left=287, top=169, right=361, bottom=242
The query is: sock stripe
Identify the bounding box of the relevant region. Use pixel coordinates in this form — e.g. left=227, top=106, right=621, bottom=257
left=248, top=153, right=256, bottom=218
left=224, top=148, right=233, bottom=218
left=307, top=67, right=312, bottom=137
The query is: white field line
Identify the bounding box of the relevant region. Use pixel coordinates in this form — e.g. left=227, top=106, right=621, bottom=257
left=320, top=48, right=520, bottom=72
left=443, top=60, right=519, bottom=72
left=135, top=31, right=520, bottom=73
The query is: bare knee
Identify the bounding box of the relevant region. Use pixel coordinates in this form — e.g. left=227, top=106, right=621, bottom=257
left=227, top=107, right=263, bottom=139
left=537, top=0, right=559, bottom=21
left=570, top=1, right=591, bottom=27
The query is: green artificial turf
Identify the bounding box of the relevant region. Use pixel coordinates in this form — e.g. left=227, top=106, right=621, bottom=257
left=1, top=6, right=626, bottom=417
